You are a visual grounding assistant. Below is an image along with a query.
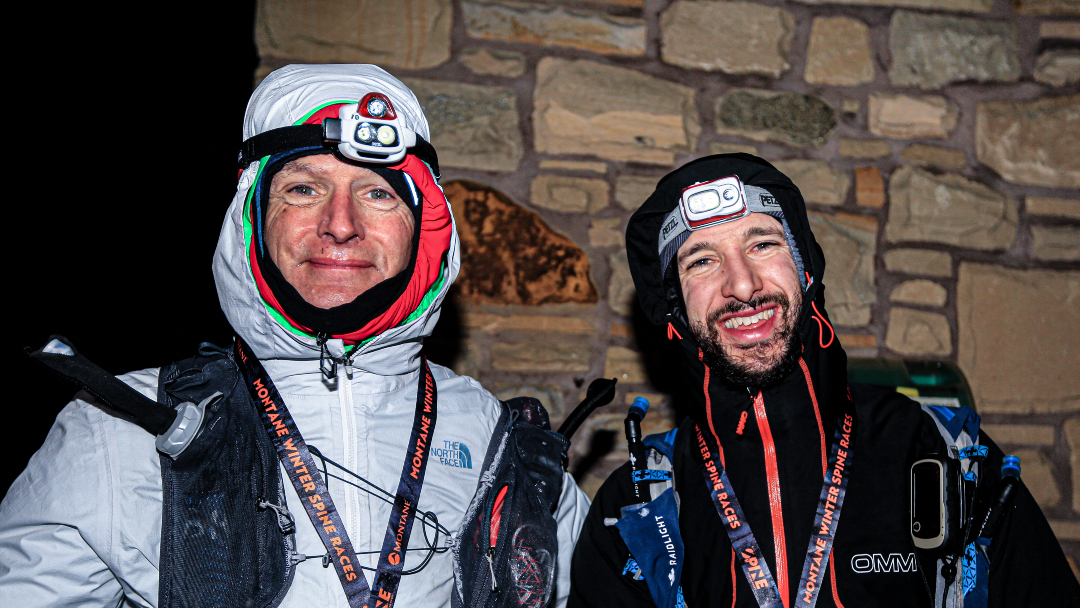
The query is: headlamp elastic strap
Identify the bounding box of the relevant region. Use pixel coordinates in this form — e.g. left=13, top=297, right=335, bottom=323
left=238, top=123, right=329, bottom=168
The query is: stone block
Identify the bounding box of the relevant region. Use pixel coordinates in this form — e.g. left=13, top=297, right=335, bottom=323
left=839, top=139, right=892, bottom=159
left=1041, top=21, right=1080, bottom=39
left=792, top=0, right=991, bottom=11
left=1012, top=449, right=1061, bottom=508
left=491, top=342, right=592, bottom=373
left=609, top=249, right=636, bottom=316
left=841, top=99, right=861, bottom=115
left=463, top=1, right=645, bottom=55
left=1050, top=520, right=1080, bottom=541
left=708, top=142, right=760, bottom=156
left=890, top=280, right=948, bottom=307
left=614, top=175, right=658, bottom=211
left=807, top=212, right=878, bottom=326
left=981, top=423, right=1056, bottom=446
left=1032, top=226, right=1080, bottom=261
left=1065, top=419, right=1080, bottom=511
left=493, top=384, right=565, bottom=419
left=1013, top=0, right=1080, bottom=15
left=255, top=0, right=451, bottom=69
left=1027, top=196, right=1080, bottom=219
left=1035, top=50, right=1080, bottom=87
left=604, top=346, right=648, bottom=383
left=886, top=166, right=1016, bottom=250
left=884, top=249, right=953, bottom=277
left=589, top=218, right=624, bottom=248
left=958, top=264, right=1080, bottom=414
left=463, top=313, right=596, bottom=334
left=659, top=1, right=792, bottom=77
left=716, top=89, right=836, bottom=148
left=445, top=180, right=599, bottom=305
left=403, top=79, right=521, bottom=172
left=534, top=58, right=700, bottom=165
left=773, top=160, right=850, bottom=206
left=531, top=175, right=610, bottom=213
left=900, top=144, right=968, bottom=170
left=885, top=308, right=952, bottom=356
left=869, top=94, right=959, bottom=140
left=855, top=167, right=886, bottom=208
left=460, top=47, right=526, bottom=77
left=976, top=94, right=1080, bottom=188
left=838, top=334, right=878, bottom=350
left=611, top=322, right=634, bottom=337
left=539, top=160, right=607, bottom=174
left=805, top=16, right=875, bottom=86
left=889, top=11, right=1020, bottom=89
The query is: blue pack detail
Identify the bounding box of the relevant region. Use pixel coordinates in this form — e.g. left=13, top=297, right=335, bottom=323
left=927, top=405, right=981, bottom=443
left=963, top=471, right=977, bottom=482
left=962, top=542, right=989, bottom=608
left=632, top=469, right=674, bottom=483
left=623, top=557, right=640, bottom=577
left=642, top=428, right=678, bottom=462
left=615, top=488, right=684, bottom=608
left=959, top=445, right=988, bottom=460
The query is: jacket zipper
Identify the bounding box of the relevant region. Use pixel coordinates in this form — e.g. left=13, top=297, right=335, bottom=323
left=486, top=484, right=510, bottom=593
left=752, top=390, right=789, bottom=608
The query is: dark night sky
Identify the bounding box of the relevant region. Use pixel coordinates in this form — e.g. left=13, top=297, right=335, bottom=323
left=6, top=4, right=259, bottom=496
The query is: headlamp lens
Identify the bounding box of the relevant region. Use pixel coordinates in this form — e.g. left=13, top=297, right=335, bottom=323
left=376, top=125, right=397, bottom=146
left=367, top=97, right=388, bottom=118
left=356, top=123, right=376, bottom=143
left=687, top=189, right=721, bottom=214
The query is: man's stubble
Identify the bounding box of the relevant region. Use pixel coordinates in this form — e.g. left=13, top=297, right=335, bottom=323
left=689, top=289, right=803, bottom=388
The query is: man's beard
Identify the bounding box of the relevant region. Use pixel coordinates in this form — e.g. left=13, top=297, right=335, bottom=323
left=689, top=290, right=803, bottom=388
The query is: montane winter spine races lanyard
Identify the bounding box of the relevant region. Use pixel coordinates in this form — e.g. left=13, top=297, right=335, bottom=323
left=235, top=337, right=438, bottom=608
left=695, top=388, right=856, bottom=608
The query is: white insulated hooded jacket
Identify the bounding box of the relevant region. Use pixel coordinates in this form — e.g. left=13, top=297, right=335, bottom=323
left=0, top=64, right=590, bottom=608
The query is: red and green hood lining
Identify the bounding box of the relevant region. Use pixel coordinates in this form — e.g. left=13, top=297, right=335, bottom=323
left=242, top=103, right=453, bottom=346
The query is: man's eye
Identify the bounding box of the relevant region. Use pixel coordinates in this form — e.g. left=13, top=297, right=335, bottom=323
left=369, top=189, right=392, bottom=200
left=289, top=185, right=316, bottom=196
left=753, top=241, right=779, bottom=251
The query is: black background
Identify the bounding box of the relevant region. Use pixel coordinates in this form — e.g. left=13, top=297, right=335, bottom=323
left=5, top=3, right=259, bottom=497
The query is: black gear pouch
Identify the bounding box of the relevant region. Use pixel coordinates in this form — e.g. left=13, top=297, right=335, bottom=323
left=156, top=343, right=295, bottom=608
left=451, top=397, right=568, bottom=608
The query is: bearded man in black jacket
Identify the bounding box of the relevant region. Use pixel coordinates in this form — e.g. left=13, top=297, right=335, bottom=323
left=568, top=154, right=1078, bottom=608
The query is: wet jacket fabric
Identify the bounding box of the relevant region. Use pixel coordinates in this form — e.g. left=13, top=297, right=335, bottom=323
left=0, top=65, right=589, bottom=608
left=567, top=154, right=1077, bottom=607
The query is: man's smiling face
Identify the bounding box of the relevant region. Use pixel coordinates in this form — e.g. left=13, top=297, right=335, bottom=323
left=676, top=212, right=803, bottom=386
left=264, top=154, right=415, bottom=309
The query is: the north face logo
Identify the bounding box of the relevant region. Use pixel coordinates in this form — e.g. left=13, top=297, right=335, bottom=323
left=433, top=440, right=472, bottom=469
left=850, top=553, right=917, bottom=573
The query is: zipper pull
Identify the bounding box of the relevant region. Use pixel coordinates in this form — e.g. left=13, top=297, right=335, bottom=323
left=486, top=546, right=499, bottom=593
left=735, top=392, right=754, bottom=438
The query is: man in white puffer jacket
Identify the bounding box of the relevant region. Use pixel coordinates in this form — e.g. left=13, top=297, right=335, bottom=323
left=0, top=64, right=590, bottom=607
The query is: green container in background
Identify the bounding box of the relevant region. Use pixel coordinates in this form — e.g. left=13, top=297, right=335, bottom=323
left=847, top=358, right=977, bottom=412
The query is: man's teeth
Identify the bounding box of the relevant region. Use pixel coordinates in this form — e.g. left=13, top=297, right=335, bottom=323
left=723, top=308, right=775, bottom=329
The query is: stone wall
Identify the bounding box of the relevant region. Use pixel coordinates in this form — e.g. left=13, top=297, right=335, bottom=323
left=255, top=0, right=1080, bottom=571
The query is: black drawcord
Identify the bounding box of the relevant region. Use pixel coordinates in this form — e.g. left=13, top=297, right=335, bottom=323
left=317, top=333, right=338, bottom=380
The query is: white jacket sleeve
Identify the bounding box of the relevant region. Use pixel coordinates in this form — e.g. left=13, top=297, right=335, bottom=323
left=0, top=370, right=162, bottom=608
left=553, top=471, right=590, bottom=608
left=0, top=396, right=126, bottom=607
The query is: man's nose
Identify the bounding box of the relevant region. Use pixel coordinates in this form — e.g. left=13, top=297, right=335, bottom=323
left=319, top=189, right=364, bottom=243
left=720, top=252, right=763, bottom=303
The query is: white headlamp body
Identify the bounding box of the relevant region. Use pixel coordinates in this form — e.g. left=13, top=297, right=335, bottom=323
left=679, top=175, right=751, bottom=230
left=333, top=99, right=417, bottom=165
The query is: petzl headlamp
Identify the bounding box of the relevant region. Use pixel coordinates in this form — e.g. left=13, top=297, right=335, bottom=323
left=237, top=92, right=438, bottom=175
left=657, top=175, right=784, bottom=276
left=680, top=175, right=751, bottom=229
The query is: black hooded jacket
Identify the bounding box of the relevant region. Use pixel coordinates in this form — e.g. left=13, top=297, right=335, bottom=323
left=568, top=155, right=1078, bottom=607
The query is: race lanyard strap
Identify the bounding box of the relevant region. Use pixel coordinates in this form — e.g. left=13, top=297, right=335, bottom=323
left=695, top=389, right=856, bottom=608
left=235, top=337, right=438, bottom=608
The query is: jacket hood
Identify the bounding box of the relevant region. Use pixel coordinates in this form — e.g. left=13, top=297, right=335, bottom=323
left=213, top=64, right=460, bottom=372
left=627, top=153, right=828, bottom=343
